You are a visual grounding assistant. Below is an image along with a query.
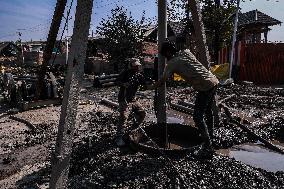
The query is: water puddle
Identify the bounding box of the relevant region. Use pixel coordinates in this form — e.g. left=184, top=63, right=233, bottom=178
left=146, top=110, right=194, bottom=125
left=146, top=115, right=184, bottom=124
left=217, top=142, right=284, bottom=173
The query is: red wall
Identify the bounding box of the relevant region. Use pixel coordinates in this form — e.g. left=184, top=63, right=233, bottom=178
left=239, top=43, right=284, bottom=84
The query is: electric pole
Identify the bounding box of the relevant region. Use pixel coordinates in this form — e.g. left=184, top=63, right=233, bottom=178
left=229, top=0, right=240, bottom=79
left=63, top=14, right=72, bottom=65
left=17, top=31, right=24, bottom=65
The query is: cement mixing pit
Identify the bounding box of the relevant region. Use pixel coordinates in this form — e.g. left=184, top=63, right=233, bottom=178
left=129, top=123, right=203, bottom=156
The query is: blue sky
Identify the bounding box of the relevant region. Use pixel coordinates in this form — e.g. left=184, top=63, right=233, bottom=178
left=0, top=0, right=283, bottom=42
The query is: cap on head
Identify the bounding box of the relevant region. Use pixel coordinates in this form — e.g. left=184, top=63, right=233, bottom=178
left=128, top=58, right=141, bottom=68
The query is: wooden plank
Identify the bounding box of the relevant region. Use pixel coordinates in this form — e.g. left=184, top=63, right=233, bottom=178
left=220, top=103, right=284, bottom=155
left=21, top=99, right=62, bottom=111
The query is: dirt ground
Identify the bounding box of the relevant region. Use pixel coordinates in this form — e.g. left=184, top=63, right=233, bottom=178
left=0, top=78, right=284, bottom=188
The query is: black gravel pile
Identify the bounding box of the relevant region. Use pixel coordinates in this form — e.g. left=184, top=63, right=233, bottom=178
left=253, top=117, right=284, bottom=142
left=213, top=116, right=284, bottom=149
left=0, top=122, right=56, bottom=154
left=213, top=121, right=253, bottom=149
left=22, top=123, right=57, bottom=147
left=68, top=111, right=284, bottom=188
left=6, top=82, right=283, bottom=188
left=218, top=83, right=284, bottom=97
left=34, top=83, right=283, bottom=188
left=218, top=84, right=283, bottom=103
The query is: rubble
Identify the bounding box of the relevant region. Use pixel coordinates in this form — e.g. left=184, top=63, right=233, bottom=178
left=0, top=79, right=284, bottom=188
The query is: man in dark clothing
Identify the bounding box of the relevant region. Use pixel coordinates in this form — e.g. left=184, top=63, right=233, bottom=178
left=115, top=58, right=147, bottom=146
left=150, top=40, right=219, bottom=159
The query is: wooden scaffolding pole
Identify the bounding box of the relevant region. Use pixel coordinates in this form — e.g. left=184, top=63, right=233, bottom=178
left=49, top=0, right=93, bottom=188
left=188, top=0, right=210, bottom=69
left=37, top=0, right=67, bottom=99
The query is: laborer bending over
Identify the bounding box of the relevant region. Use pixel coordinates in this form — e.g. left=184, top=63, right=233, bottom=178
left=150, top=40, right=219, bottom=158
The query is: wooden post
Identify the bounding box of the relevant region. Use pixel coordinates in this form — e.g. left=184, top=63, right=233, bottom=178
left=157, top=0, right=168, bottom=147
left=49, top=0, right=93, bottom=188
left=188, top=0, right=220, bottom=128
left=37, top=0, right=68, bottom=99
left=188, top=0, right=210, bottom=69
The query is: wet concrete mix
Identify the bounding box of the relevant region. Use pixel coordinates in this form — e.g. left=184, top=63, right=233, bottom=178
left=1, top=83, right=284, bottom=188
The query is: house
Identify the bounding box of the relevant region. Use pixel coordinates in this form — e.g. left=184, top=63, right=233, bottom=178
left=217, top=10, right=284, bottom=84
left=0, top=42, right=21, bottom=67
left=0, top=42, right=19, bottom=57
left=219, top=9, right=282, bottom=64
left=238, top=9, right=282, bottom=43
left=143, top=21, right=193, bottom=50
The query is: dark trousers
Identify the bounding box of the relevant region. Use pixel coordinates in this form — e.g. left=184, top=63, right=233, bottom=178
left=193, top=86, right=217, bottom=147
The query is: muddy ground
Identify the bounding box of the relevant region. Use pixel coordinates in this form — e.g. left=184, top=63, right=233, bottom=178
left=0, top=78, right=284, bottom=188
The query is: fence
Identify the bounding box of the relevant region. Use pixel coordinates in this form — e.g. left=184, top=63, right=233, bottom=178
left=218, top=42, right=284, bottom=84
left=239, top=43, right=284, bottom=84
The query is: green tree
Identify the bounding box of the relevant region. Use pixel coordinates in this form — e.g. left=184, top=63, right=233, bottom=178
left=201, top=0, right=237, bottom=62
left=96, top=6, right=150, bottom=72
left=168, top=0, right=237, bottom=62
left=168, top=0, right=188, bottom=21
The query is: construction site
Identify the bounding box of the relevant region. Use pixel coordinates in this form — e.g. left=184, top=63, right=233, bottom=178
left=0, top=0, right=284, bottom=188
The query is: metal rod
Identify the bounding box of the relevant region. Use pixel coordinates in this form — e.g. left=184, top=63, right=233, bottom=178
left=170, top=102, right=194, bottom=114
left=9, top=115, right=36, bottom=131
left=177, top=100, right=195, bottom=108
left=101, top=98, right=119, bottom=108
left=218, top=94, right=236, bottom=104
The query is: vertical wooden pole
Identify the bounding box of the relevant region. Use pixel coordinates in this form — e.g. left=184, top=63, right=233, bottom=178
left=157, top=0, right=167, bottom=147
left=38, top=0, right=68, bottom=99
left=49, top=0, right=93, bottom=188
left=188, top=0, right=210, bottom=69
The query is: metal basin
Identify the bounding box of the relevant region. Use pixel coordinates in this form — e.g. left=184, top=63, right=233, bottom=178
left=128, top=123, right=203, bottom=156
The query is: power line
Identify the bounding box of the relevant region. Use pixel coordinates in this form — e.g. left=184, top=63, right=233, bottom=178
left=94, top=0, right=127, bottom=9
left=93, top=0, right=151, bottom=15
left=0, top=19, right=52, bottom=40
left=51, top=0, right=74, bottom=65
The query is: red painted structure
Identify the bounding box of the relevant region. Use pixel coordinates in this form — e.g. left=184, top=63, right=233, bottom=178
left=218, top=42, right=284, bottom=84
left=239, top=43, right=284, bottom=84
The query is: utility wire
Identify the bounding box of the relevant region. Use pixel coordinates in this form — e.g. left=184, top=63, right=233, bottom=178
left=0, top=19, right=52, bottom=40
left=51, top=0, right=74, bottom=65
left=93, top=0, right=151, bottom=15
